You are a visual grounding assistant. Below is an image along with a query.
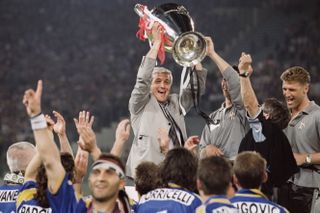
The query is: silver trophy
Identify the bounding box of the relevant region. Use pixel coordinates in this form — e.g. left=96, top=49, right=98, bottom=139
left=134, top=3, right=207, bottom=67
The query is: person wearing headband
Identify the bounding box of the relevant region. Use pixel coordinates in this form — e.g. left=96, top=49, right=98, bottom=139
left=22, top=80, right=131, bottom=212
left=85, top=154, right=128, bottom=212
left=0, top=141, right=36, bottom=212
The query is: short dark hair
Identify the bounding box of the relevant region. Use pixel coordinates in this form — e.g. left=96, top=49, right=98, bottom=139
left=160, top=148, right=198, bottom=191
left=197, top=156, right=232, bottom=195
left=135, top=161, right=161, bottom=196
left=280, top=66, right=310, bottom=84
left=233, top=151, right=266, bottom=189
left=60, top=152, right=75, bottom=181
left=262, top=98, right=290, bottom=129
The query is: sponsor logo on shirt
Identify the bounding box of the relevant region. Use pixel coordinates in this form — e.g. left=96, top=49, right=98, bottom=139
left=298, top=121, right=305, bottom=130
left=0, top=190, right=19, bottom=203
left=140, top=188, right=195, bottom=206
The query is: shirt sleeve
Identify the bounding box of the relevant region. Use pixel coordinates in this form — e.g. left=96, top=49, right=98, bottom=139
left=247, top=108, right=266, bottom=143
left=129, top=56, right=156, bottom=115
left=16, top=181, right=37, bottom=208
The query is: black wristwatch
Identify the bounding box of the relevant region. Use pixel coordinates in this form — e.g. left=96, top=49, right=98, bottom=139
left=239, top=71, right=249, bottom=78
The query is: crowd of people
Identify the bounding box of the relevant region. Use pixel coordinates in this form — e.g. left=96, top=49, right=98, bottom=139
left=1, top=0, right=320, bottom=212
left=2, top=0, right=318, bottom=160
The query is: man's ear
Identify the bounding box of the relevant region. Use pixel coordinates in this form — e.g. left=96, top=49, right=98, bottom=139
left=262, top=171, right=268, bottom=184
left=304, top=84, right=309, bottom=95
left=226, top=182, right=235, bottom=198
left=196, top=178, right=202, bottom=192
left=233, top=175, right=240, bottom=189
left=119, top=179, right=126, bottom=190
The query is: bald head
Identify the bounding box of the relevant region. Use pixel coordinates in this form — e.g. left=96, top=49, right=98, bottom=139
left=6, top=141, right=36, bottom=173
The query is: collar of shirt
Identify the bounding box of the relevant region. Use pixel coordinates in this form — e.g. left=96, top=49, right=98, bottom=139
left=289, top=101, right=317, bottom=126
left=205, top=194, right=231, bottom=205
left=87, top=200, right=120, bottom=213
left=236, top=188, right=268, bottom=199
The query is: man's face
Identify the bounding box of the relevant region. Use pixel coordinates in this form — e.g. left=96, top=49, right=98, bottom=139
left=151, top=72, right=171, bottom=103
left=89, top=167, right=124, bottom=202
left=282, top=80, right=308, bottom=110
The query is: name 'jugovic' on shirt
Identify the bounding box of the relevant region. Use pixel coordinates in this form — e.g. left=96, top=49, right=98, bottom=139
left=230, top=189, right=289, bottom=213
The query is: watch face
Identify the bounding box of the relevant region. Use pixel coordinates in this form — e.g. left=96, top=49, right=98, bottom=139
left=306, top=155, right=312, bottom=164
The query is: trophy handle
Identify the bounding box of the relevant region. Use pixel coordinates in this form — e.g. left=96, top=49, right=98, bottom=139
left=134, top=4, right=178, bottom=44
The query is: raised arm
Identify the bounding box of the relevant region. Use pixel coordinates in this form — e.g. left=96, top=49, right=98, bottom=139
left=73, top=146, right=88, bottom=196
left=22, top=80, right=65, bottom=194
left=179, top=39, right=209, bottom=113
left=74, top=111, right=101, bottom=161
left=110, top=119, right=131, bottom=157
left=238, top=52, right=259, bottom=117
left=24, top=151, right=41, bottom=182
left=207, top=37, right=243, bottom=108
left=129, top=22, right=161, bottom=115
left=207, top=37, right=229, bottom=73
left=146, top=22, right=162, bottom=60
left=46, top=111, right=73, bottom=157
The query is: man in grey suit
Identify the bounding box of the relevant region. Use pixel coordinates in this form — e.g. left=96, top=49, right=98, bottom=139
left=126, top=22, right=208, bottom=178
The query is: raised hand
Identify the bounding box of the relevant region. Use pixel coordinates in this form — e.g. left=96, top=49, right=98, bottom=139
left=238, top=52, right=253, bottom=77
left=111, top=119, right=131, bottom=157
left=184, top=135, right=200, bottom=154
left=74, top=111, right=94, bottom=129
left=23, top=80, right=43, bottom=117
left=46, top=111, right=73, bottom=155
left=205, top=36, right=215, bottom=58
left=45, top=114, right=55, bottom=131
left=74, top=111, right=99, bottom=157
left=151, top=22, right=163, bottom=45
left=52, top=111, right=67, bottom=136
left=115, top=119, right=131, bottom=144
left=45, top=111, right=66, bottom=136
left=205, top=144, right=224, bottom=157
left=74, top=146, right=89, bottom=182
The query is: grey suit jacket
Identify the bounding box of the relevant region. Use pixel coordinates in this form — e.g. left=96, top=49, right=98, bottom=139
left=126, top=56, right=207, bottom=178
